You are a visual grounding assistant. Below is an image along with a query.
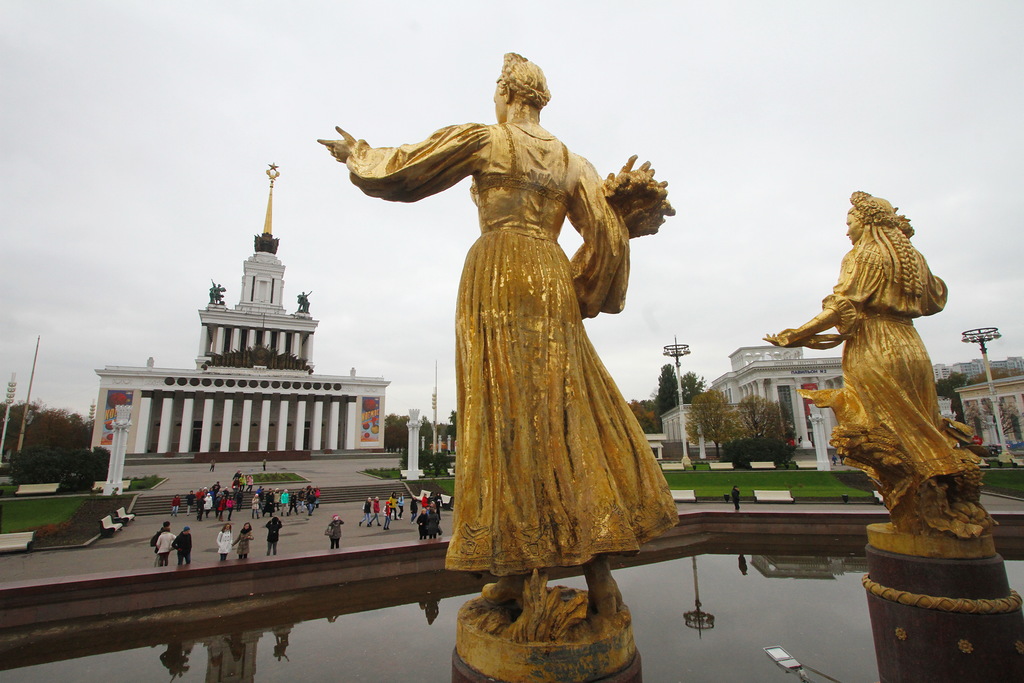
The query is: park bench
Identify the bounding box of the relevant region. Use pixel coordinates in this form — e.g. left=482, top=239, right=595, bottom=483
left=873, top=491, right=885, bottom=504
left=100, top=515, right=123, bottom=536
left=670, top=489, right=696, bottom=502
left=114, top=506, right=136, bottom=524
left=661, top=462, right=688, bottom=471
left=708, top=462, right=733, bottom=471
left=750, top=462, right=776, bottom=470
left=415, top=490, right=432, bottom=500
left=447, top=468, right=456, bottom=476
left=1012, top=457, right=1024, bottom=468
left=400, top=469, right=424, bottom=479
left=753, top=490, right=794, bottom=503
left=440, top=494, right=453, bottom=509
left=92, top=480, right=131, bottom=492
left=15, top=483, right=60, bottom=496
left=0, top=531, right=35, bottom=553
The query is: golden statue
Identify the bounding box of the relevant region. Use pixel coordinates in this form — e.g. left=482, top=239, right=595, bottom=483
left=766, top=192, right=994, bottom=557
left=320, top=53, right=677, bottom=680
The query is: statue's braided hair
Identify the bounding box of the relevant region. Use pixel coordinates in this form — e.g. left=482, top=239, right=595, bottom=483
left=496, top=53, right=551, bottom=110
left=850, top=191, right=922, bottom=298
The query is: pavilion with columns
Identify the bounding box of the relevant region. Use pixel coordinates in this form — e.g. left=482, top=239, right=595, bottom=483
left=91, top=166, right=389, bottom=458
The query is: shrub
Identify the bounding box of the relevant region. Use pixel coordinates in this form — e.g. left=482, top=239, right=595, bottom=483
left=722, top=438, right=795, bottom=470
left=10, top=446, right=110, bottom=492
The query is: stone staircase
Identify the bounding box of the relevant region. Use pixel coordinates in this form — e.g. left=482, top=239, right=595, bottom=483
left=128, top=482, right=442, bottom=517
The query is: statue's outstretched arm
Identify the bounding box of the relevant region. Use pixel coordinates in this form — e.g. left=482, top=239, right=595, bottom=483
left=317, top=126, right=358, bottom=164
left=765, top=308, right=841, bottom=348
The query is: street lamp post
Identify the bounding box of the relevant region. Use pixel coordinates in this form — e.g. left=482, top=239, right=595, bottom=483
left=663, top=338, right=691, bottom=464
left=0, top=374, right=15, bottom=461
left=961, top=327, right=1011, bottom=464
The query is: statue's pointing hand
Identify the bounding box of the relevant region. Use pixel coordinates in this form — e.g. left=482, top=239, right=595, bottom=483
left=317, top=126, right=358, bottom=164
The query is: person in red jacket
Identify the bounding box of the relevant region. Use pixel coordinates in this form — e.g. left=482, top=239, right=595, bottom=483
left=170, top=495, right=181, bottom=517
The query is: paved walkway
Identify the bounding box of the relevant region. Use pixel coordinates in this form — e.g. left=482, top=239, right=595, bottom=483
left=3, top=455, right=1023, bottom=584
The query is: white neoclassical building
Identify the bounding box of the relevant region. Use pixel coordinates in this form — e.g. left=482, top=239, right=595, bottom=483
left=91, top=169, right=389, bottom=458
left=662, top=346, right=842, bottom=454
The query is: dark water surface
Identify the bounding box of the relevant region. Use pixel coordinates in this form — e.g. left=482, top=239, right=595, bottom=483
left=5, top=552, right=1022, bottom=683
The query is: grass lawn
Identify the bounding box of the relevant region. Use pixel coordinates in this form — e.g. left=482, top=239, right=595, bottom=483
left=253, top=472, right=306, bottom=483
left=0, top=497, right=86, bottom=533
left=365, top=468, right=402, bottom=479
left=982, top=469, right=1024, bottom=493
left=661, top=471, right=872, bottom=498
left=127, top=475, right=163, bottom=490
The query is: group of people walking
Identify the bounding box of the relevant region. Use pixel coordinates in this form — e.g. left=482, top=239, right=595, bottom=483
left=169, top=479, right=323, bottom=525
left=151, top=480, right=449, bottom=568
left=358, top=491, right=444, bottom=540
left=150, top=516, right=286, bottom=566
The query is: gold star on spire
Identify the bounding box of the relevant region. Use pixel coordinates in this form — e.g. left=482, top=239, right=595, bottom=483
left=263, top=163, right=280, bottom=235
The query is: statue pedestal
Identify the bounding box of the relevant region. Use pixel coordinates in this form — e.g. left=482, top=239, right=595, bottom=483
left=864, top=529, right=1024, bottom=682
left=452, top=595, right=641, bottom=683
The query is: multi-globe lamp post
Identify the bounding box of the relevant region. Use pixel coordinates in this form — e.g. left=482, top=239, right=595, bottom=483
left=663, top=338, right=691, bottom=463
left=961, top=327, right=1012, bottom=464
left=0, top=374, right=15, bottom=461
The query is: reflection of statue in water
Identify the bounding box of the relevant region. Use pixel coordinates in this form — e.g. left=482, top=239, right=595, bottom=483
left=320, top=53, right=677, bottom=677
left=272, top=625, right=292, bottom=661
left=419, top=599, right=441, bottom=625
left=209, top=280, right=226, bottom=305
left=159, top=641, right=193, bottom=679
left=766, top=192, right=993, bottom=547
left=296, top=291, right=311, bottom=314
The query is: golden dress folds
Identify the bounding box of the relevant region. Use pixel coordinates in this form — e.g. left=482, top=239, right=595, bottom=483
left=806, top=241, right=964, bottom=487
left=346, top=122, right=678, bottom=576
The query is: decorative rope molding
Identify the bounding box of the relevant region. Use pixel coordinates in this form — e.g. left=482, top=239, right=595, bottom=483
left=862, top=575, right=1022, bottom=615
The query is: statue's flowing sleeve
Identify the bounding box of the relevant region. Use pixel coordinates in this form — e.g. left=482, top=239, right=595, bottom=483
left=345, top=123, right=490, bottom=202
left=567, top=158, right=631, bottom=319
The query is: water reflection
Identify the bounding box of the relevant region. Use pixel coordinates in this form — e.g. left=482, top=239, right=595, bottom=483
left=4, top=551, right=1021, bottom=682
left=749, top=555, right=868, bottom=580
left=160, top=641, right=193, bottom=679
left=682, top=556, right=715, bottom=637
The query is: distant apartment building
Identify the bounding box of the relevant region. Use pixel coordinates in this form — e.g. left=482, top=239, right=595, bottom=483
left=933, top=357, right=1024, bottom=382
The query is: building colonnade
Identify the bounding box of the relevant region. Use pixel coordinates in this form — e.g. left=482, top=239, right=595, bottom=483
left=132, top=389, right=359, bottom=454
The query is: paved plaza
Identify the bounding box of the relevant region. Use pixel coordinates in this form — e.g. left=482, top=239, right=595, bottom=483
left=3, top=454, right=1024, bottom=584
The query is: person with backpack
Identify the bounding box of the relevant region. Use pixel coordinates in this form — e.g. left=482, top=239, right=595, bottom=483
left=171, top=526, right=193, bottom=566
left=265, top=516, right=283, bottom=556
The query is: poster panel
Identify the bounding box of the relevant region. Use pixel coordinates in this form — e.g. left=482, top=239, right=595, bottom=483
left=360, top=397, right=380, bottom=443
left=100, top=389, right=133, bottom=445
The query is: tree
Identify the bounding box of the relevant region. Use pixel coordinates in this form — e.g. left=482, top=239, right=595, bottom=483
left=2, top=401, right=91, bottom=455
left=628, top=400, right=658, bottom=433
left=10, top=445, right=109, bottom=491
left=685, top=391, right=739, bottom=457
left=653, top=364, right=678, bottom=419
left=678, top=371, right=707, bottom=405
left=736, top=396, right=785, bottom=440
left=383, top=413, right=408, bottom=452
left=936, top=372, right=969, bottom=421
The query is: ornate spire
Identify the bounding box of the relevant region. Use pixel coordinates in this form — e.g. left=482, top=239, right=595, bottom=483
left=255, top=163, right=281, bottom=254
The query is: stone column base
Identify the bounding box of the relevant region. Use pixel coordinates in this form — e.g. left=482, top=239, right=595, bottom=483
left=865, top=543, right=1024, bottom=682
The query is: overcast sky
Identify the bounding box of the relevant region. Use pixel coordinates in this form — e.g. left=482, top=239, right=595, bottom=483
left=3, top=1, right=1022, bottom=422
